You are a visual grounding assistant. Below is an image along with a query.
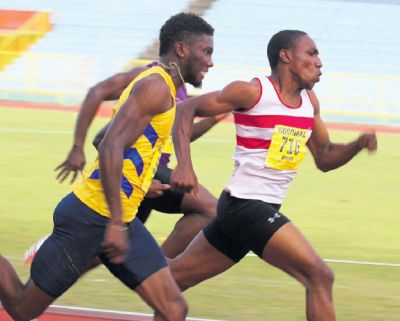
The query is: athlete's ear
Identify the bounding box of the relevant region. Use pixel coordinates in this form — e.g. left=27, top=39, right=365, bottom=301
left=175, top=42, right=186, bottom=58
left=279, top=49, right=290, bottom=64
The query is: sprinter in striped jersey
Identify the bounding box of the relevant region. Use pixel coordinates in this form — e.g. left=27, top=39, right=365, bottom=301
left=168, top=30, right=377, bottom=321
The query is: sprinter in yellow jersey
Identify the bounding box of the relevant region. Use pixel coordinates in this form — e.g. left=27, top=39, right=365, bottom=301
left=53, top=63, right=227, bottom=258
left=0, top=13, right=214, bottom=321
left=72, top=66, right=177, bottom=222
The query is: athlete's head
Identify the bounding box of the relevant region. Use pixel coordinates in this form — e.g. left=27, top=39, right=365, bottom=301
left=159, top=12, right=214, bottom=88
left=267, top=30, right=322, bottom=89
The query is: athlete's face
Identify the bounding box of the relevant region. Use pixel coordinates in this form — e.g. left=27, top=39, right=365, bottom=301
left=288, top=35, right=322, bottom=90
left=183, top=34, right=214, bottom=88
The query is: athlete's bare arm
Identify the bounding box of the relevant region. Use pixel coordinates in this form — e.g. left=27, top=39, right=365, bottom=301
left=172, top=80, right=260, bottom=193
left=55, top=67, right=146, bottom=183
left=99, top=75, right=173, bottom=264
left=190, top=113, right=229, bottom=142
left=306, top=90, right=377, bottom=172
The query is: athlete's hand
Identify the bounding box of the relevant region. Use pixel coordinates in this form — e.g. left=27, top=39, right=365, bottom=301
left=102, top=222, right=128, bottom=264
left=55, top=146, right=86, bottom=184
left=146, top=179, right=170, bottom=198
left=357, top=132, right=377, bottom=153
left=171, top=164, right=198, bottom=195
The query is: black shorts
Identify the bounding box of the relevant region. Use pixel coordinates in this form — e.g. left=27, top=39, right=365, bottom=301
left=137, top=166, right=185, bottom=222
left=31, top=193, right=167, bottom=298
left=204, top=191, right=290, bottom=262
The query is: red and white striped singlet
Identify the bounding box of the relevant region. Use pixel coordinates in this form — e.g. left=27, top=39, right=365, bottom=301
left=225, top=76, right=314, bottom=204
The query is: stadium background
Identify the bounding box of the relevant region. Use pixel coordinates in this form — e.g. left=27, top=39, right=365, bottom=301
left=1, top=0, right=400, bottom=126
left=0, top=0, right=399, bottom=320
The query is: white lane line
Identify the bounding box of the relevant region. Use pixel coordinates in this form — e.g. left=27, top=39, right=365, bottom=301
left=0, top=127, right=71, bottom=135
left=246, top=253, right=400, bottom=267
left=45, top=304, right=227, bottom=321
left=323, top=258, right=400, bottom=267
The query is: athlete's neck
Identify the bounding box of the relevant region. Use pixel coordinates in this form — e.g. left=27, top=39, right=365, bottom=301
left=158, top=57, right=185, bottom=89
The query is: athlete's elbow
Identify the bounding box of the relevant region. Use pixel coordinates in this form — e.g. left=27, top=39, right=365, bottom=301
left=319, top=166, right=332, bottom=173
left=315, top=159, right=333, bottom=172
left=92, top=134, right=102, bottom=150
left=98, top=139, right=118, bottom=159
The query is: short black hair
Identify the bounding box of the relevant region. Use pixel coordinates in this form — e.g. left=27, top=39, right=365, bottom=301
left=159, top=12, right=214, bottom=56
left=267, top=30, right=307, bottom=71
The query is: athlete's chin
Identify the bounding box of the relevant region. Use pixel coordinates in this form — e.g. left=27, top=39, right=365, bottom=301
left=184, top=74, right=203, bottom=88
left=305, top=81, right=318, bottom=90
left=190, top=80, right=203, bottom=88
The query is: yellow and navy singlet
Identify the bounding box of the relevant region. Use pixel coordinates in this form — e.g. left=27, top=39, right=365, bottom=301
left=73, top=66, right=176, bottom=222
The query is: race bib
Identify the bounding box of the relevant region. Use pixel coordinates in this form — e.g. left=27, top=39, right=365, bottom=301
left=265, top=125, right=309, bottom=170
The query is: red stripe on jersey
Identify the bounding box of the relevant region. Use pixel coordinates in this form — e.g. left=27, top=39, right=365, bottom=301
left=236, top=135, right=271, bottom=149
left=234, top=113, right=314, bottom=129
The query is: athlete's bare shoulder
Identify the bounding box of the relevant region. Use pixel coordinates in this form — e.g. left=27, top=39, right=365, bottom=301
left=125, top=66, right=148, bottom=81
left=221, top=78, right=261, bottom=111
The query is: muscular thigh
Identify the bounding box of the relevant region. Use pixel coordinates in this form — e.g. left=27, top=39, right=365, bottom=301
left=100, top=217, right=167, bottom=289
left=31, top=193, right=106, bottom=298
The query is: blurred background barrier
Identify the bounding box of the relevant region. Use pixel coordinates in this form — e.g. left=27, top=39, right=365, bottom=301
left=0, top=0, right=399, bottom=126
left=0, top=10, right=52, bottom=70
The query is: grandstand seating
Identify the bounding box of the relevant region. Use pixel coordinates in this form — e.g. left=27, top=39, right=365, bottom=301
left=203, top=0, right=400, bottom=73
left=1, top=0, right=399, bottom=124
left=0, top=0, right=189, bottom=103
left=200, top=0, right=400, bottom=123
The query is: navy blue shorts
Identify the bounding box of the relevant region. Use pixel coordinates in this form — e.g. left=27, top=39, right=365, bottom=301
left=31, top=193, right=167, bottom=298
left=204, top=191, right=290, bottom=262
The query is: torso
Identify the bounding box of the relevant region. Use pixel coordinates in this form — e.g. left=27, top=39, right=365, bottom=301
left=225, top=76, right=314, bottom=204
left=73, top=66, right=176, bottom=222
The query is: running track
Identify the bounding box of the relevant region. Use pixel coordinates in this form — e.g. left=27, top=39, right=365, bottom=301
left=1, top=99, right=400, bottom=134
left=0, top=305, right=224, bottom=321
left=0, top=100, right=398, bottom=320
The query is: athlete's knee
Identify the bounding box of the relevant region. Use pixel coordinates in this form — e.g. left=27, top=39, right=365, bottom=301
left=203, top=193, right=217, bottom=217
left=158, top=294, right=188, bottom=321
left=181, top=188, right=217, bottom=221
left=305, top=259, right=335, bottom=289
left=203, top=204, right=217, bottom=221
left=195, top=197, right=217, bottom=222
